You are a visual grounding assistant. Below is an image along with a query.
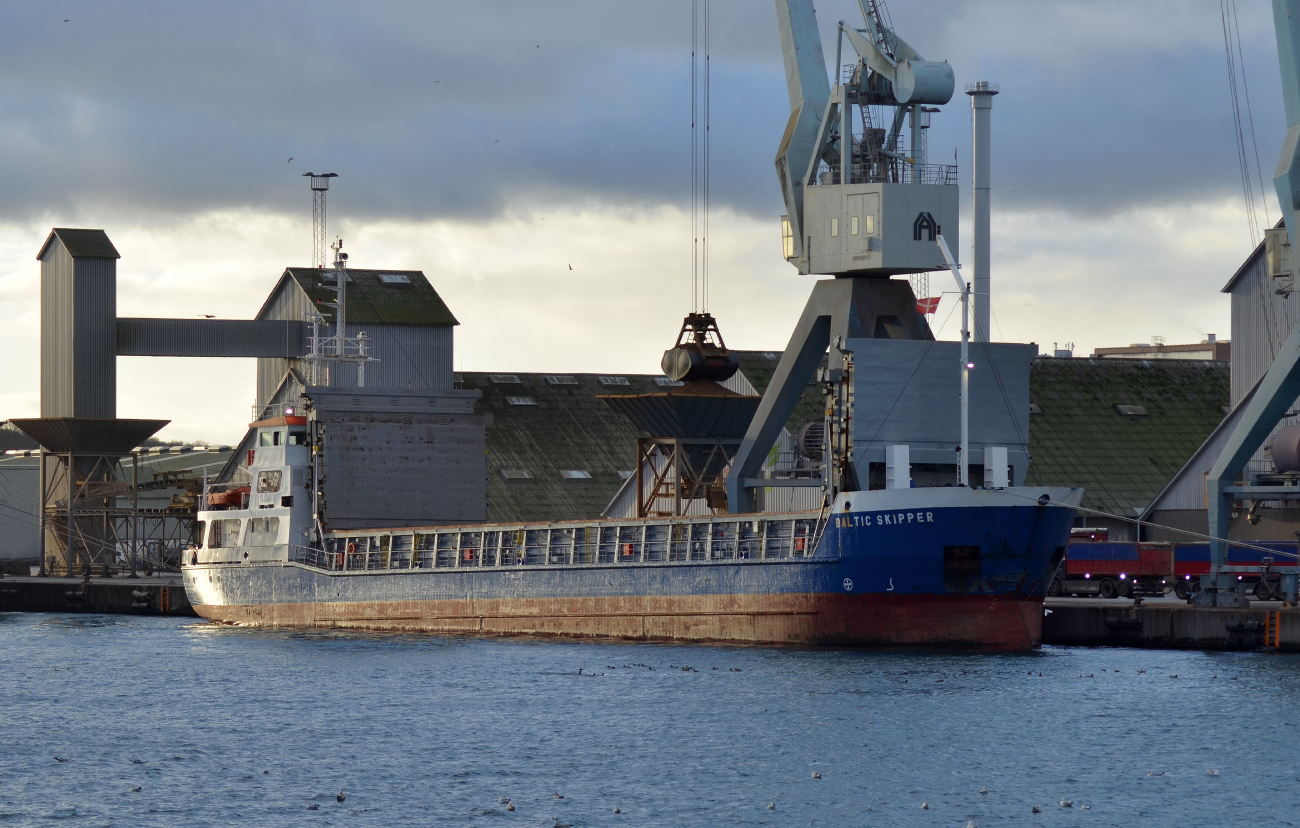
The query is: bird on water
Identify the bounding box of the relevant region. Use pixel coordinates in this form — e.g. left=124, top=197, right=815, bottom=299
left=1060, top=798, right=1073, bottom=808
left=337, top=790, right=346, bottom=803
left=306, top=803, right=319, bottom=811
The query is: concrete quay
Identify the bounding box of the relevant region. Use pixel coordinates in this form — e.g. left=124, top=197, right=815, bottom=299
left=0, top=575, right=196, bottom=617
left=1043, top=595, right=1298, bottom=652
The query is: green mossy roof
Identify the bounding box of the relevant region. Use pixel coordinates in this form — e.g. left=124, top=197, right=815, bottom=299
left=469, top=354, right=1226, bottom=524
left=463, top=371, right=652, bottom=523
left=284, top=268, right=458, bottom=326
left=1024, top=357, right=1229, bottom=516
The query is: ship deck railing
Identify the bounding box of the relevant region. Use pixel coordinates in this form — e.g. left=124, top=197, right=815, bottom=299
left=287, top=514, right=827, bottom=573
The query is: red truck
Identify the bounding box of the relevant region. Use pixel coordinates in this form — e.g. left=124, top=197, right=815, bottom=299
left=1048, top=529, right=1174, bottom=599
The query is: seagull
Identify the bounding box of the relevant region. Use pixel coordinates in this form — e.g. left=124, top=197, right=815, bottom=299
left=766, top=803, right=776, bottom=810
left=811, top=772, right=821, bottom=779
left=553, top=793, right=564, bottom=799
left=499, top=797, right=510, bottom=804
left=1146, top=771, right=1164, bottom=777
left=613, top=806, right=621, bottom=813
left=568, top=264, right=573, bottom=270
left=506, top=803, right=515, bottom=812
left=979, top=786, right=988, bottom=794
left=306, top=803, right=319, bottom=810
left=554, top=820, right=571, bottom=828
left=287, top=157, right=293, bottom=164
left=967, top=822, right=977, bottom=828
left=1032, top=805, right=1041, bottom=813
left=54, top=757, right=68, bottom=763
left=1207, top=768, right=1220, bottom=777
left=1080, top=804, right=1091, bottom=810
left=921, top=803, right=928, bottom=810
left=337, top=790, right=346, bottom=802
left=129, top=785, right=142, bottom=792
left=1060, top=798, right=1073, bottom=807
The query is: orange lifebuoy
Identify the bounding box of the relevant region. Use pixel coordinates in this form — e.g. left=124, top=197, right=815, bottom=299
left=795, top=536, right=806, bottom=553
left=347, top=542, right=357, bottom=555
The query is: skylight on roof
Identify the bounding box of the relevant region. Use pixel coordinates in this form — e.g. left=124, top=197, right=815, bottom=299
left=546, top=375, right=577, bottom=386
left=501, top=469, right=533, bottom=480
left=618, top=470, right=634, bottom=480
left=654, top=377, right=683, bottom=387
left=560, top=470, right=592, bottom=479
left=490, top=374, right=521, bottom=384
left=1116, top=404, right=1148, bottom=416
left=379, top=273, right=411, bottom=284
left=505, top=396, right=536, bottom=406
left=598, top=376, right=630, bottom=386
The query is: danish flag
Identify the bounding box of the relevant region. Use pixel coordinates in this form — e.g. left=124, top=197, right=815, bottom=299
left=916, top=296, right=941, bottom=314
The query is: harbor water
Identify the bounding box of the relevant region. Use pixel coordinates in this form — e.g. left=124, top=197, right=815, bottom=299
left=2, top=613, right=1299, bottom=827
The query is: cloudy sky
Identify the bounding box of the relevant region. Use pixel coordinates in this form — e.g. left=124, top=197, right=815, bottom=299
left=0, top=0, right=1284, bottom=442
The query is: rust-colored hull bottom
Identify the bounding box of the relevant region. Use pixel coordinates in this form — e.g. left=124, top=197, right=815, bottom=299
left=195, top=593, right=1045, bottom=650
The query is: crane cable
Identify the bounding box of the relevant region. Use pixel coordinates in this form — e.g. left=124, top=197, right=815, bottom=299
left=690, top=0, right=711, bottom=314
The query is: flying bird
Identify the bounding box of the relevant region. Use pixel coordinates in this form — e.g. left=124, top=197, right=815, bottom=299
left=198, top=314, right=215, bottom=318
left=287, top=157, right=293, bottom=164
left=568, top=264, right=573, bottom=270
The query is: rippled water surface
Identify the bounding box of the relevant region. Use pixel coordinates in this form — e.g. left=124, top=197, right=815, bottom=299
left=2, top=613, right=1299, bottom=827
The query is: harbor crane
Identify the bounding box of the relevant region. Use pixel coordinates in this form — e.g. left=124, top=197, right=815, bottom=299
left=727, top=0, right=962, bottom=513
left=1202, top=0, right=1300, bottom=606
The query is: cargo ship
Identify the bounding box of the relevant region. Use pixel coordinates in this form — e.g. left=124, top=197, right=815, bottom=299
left=182, top=410, right=1079, bottom=648
left=181, top=0, right=1083, bottom=648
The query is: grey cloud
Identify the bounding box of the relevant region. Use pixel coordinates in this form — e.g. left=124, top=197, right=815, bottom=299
left=0, top=0, right=1288, bottom=226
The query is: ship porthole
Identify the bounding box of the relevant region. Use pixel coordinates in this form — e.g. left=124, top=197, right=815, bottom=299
left=843, top=502, right=852, bottom=512
left=843, top=578, right=854, bottom=591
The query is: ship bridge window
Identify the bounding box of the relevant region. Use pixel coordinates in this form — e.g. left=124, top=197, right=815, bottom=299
left=257, top=470, right=283, bottom=493
left=246, top=517, right=281, bottom=546
left=259, top=431, right=285, bottom=447
left=208, top=519, right=243, bottom=548
left=287, top=431, right=308, bottom=446
left=831, top=217, right=839, bottom=237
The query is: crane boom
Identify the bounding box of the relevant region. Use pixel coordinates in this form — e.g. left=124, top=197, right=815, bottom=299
left=774, top=0, right=830, bottom=264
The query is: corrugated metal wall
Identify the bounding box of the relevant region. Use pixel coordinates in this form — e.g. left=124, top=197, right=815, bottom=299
left=1229, top=249, right=1300, bottom=406
left=0, top=462, right=40, bottom=561
left=73, top=257, right=117, bottom=417
left=40, top=242, right=117, bottom=418
left=255, top=276, right=455, bottom=409
left=117, top=318, right=306, bottom=358
left=40, top=243, right=75, bottom=418
left=1227, top=250, right=1300, bottom=477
